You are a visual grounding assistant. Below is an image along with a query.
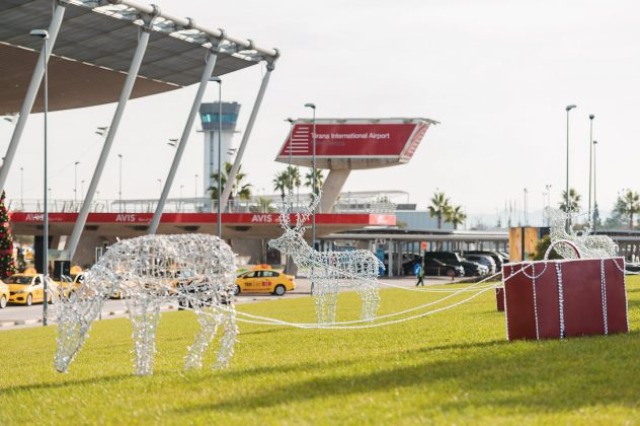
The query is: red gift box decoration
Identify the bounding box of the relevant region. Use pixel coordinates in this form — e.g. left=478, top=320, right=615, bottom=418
left=501, top=239, right=629, bottom=340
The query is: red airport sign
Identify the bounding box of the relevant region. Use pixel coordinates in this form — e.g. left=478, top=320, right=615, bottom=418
left=276, top=118, right=436, bottom=169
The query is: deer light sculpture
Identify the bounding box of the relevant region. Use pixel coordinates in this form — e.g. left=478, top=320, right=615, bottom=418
left=548, top=208, right=617, bottom=259
left=54, top=234, right=237, bottom=376
left=269, top=194, right=383, bottom=323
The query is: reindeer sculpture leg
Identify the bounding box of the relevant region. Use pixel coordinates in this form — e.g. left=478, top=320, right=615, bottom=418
left=184, top=303, right=220, bottom=370
left=126, top=294, right=162, bottom=376
left=213, top=303, right=238, bottom=369
left=54, top=291, right=107, bottom=373
left=356, top=277, right=380, bottom=321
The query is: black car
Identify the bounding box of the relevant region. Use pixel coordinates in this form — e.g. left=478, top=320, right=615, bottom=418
left=460, top=260, right=489, bottom=277
left=423, top=258, right=465, bottom=277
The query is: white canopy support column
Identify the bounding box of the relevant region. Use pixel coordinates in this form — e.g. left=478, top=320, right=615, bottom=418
left=65, top=10, right=158, bottom=260
left=319, top=169, right=351, bottom=213
left=0, top=2, right=67, bottom=193
left=148, top=48, right=219, bottom=235
left=220, top=57, right=277, bottom=211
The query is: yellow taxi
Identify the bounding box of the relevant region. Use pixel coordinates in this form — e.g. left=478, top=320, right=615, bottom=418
left=234, top=266, right=295, bottom=296
left=6, top=273, right=58, bottom=306
left=0, top=280, right=9, bottom=309
left=57, top=273, right=85, bottom=297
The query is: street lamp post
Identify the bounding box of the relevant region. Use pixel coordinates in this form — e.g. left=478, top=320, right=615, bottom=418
left=304, top=103, right=317, bottom=250
left=565, top=104, right=577, bottom=229
left=523, top=188, right=528, bottom=226
left=588, top=114, right=595, bottom=226
left=74, top=161, right=80, bottom=203
left=20, top=167, right=23, bottom=208
left=195, top=173, right=199, bottom=205
left=117, top=154, right=123, bottom=212
left=210, top=76, right=223, bottom=238
left=545, top=184, right=552, bottom=226
left=593, top=140, right=598, bottom=231
left=31, top=28, right=49, bottom=326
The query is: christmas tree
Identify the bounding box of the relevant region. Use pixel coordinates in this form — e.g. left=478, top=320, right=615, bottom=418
left=0, top=191, right=16, bottom=279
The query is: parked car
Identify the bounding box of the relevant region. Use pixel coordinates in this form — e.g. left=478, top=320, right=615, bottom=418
left=464, top=250, right=507, bottom=270
left=464, top=254, right=497, bottom=274
left=423, top=258, right=465, bottom=277
left=5, top=273, right=58, bottom=306
left=235, top=269, right=295, bottom=296
left=57, top=273, right=85, bottom=297
left=460, top=260, right=489, bottom=277
left=0, top=280, right=9, bottom=309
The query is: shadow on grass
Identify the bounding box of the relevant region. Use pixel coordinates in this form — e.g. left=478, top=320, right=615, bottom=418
left=3, top=373, right=134, bottom=393
left=173, top=330, right=640, bottom=416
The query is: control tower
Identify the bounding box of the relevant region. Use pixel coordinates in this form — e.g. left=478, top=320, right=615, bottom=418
left=198, top=102, right=241, bottom=196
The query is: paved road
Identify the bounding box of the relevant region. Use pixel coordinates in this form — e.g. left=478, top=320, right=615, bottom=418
left=0, top=276, right=459, bottom=330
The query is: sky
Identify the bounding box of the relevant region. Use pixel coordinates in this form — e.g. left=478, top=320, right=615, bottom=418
left=2, top=0, right=640, bottom=228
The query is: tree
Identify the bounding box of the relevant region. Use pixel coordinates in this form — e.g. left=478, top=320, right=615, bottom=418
left=304, top=168, right=324, bottom=195
left=558, top=188, right=582, bottom=213
left=428, top=192, right=451, bottom=229
left=613, top=189, right=640, bottom=229
left=273, top=166, right=303, bottom=204
left=532, top=235, right=562, bottom=261
left=273, top=170, right=290, bottom=202
left=252, top=197, right=274, bottom=213
left=445, top=205, right=467, bottom=230
left=0, top=191, right=16, bottom=279
left=208, top=162, right=252, bottom=208
left=287, top=166, right=302, bottom=199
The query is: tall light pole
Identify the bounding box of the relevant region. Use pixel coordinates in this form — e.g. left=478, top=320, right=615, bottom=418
left=117, top=154, right=123, bottom=212
left=545, top=184, right=552, bottom=226
left=211, top=76, right=222, bottom=237
left=20, top=167, right=23, bottom=208
left=523, top=188, right=528, bottom=226
left=31, top=28, right=49, bottom=326
left=195, top=173, right=199, bottom=202
left=304, top=103, right=317, bottom=250
left=588, top=114, right=595, bottom=226
left=74, top=161, right=80, bottom=203
left=593, top=140, right=598, bottom=231
left=285, top=117, right=295, bottom=207
left=565, top=104, right=577, bottom=222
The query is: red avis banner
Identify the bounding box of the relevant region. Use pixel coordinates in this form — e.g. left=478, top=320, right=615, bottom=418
left=278, top=121, right=429, bottom=159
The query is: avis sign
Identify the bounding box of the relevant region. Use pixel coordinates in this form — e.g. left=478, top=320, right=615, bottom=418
left=251, top=214, right=274, bottom=223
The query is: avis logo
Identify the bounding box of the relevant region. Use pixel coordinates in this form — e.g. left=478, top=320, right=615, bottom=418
left=251, top=214, right=273, bottom=223
left=25, top=214, right=44, bottom=221
left=115, top=214, right=137, bottom=222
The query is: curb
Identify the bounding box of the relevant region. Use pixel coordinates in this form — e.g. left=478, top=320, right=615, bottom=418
left=0, top=305, right=179, bottom=330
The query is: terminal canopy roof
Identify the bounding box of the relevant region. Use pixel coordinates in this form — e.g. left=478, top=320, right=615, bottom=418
left=0, top=0, right=278, bottom=115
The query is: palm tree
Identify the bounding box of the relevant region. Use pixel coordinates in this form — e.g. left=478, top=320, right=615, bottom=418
left=287, top=166, right=302, bottom=204
left=273, top=170, right=290, bottom=202
left=558, top=188, right=582, bottom=213
left=208, top=162, right=252, bottom=209
left=614, top=189, right=640, bottom=229
left=304, top=168, right=324, bottom=195
left=428, top=192, right=451, bottom=229
left=446, top=205, right=467, bottom=230
left=256, top=197, right=274, bottom=213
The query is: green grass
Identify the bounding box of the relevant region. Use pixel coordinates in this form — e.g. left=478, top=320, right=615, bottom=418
left=2, top=278, right=640, bottom=425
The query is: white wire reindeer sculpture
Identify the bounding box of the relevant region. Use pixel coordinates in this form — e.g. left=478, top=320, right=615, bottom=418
left=547, top=208, right=617, bottom=259
left=54, top=234, right=237, bottom=376
left=269, top=193, right=383, bottom=324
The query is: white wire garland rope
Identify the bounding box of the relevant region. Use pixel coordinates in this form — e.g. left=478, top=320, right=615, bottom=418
left=234, top=272, right=504, bottom=330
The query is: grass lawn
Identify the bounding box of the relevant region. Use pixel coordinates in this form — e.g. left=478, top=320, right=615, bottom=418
left=1, top=278, right=640, bottom=425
